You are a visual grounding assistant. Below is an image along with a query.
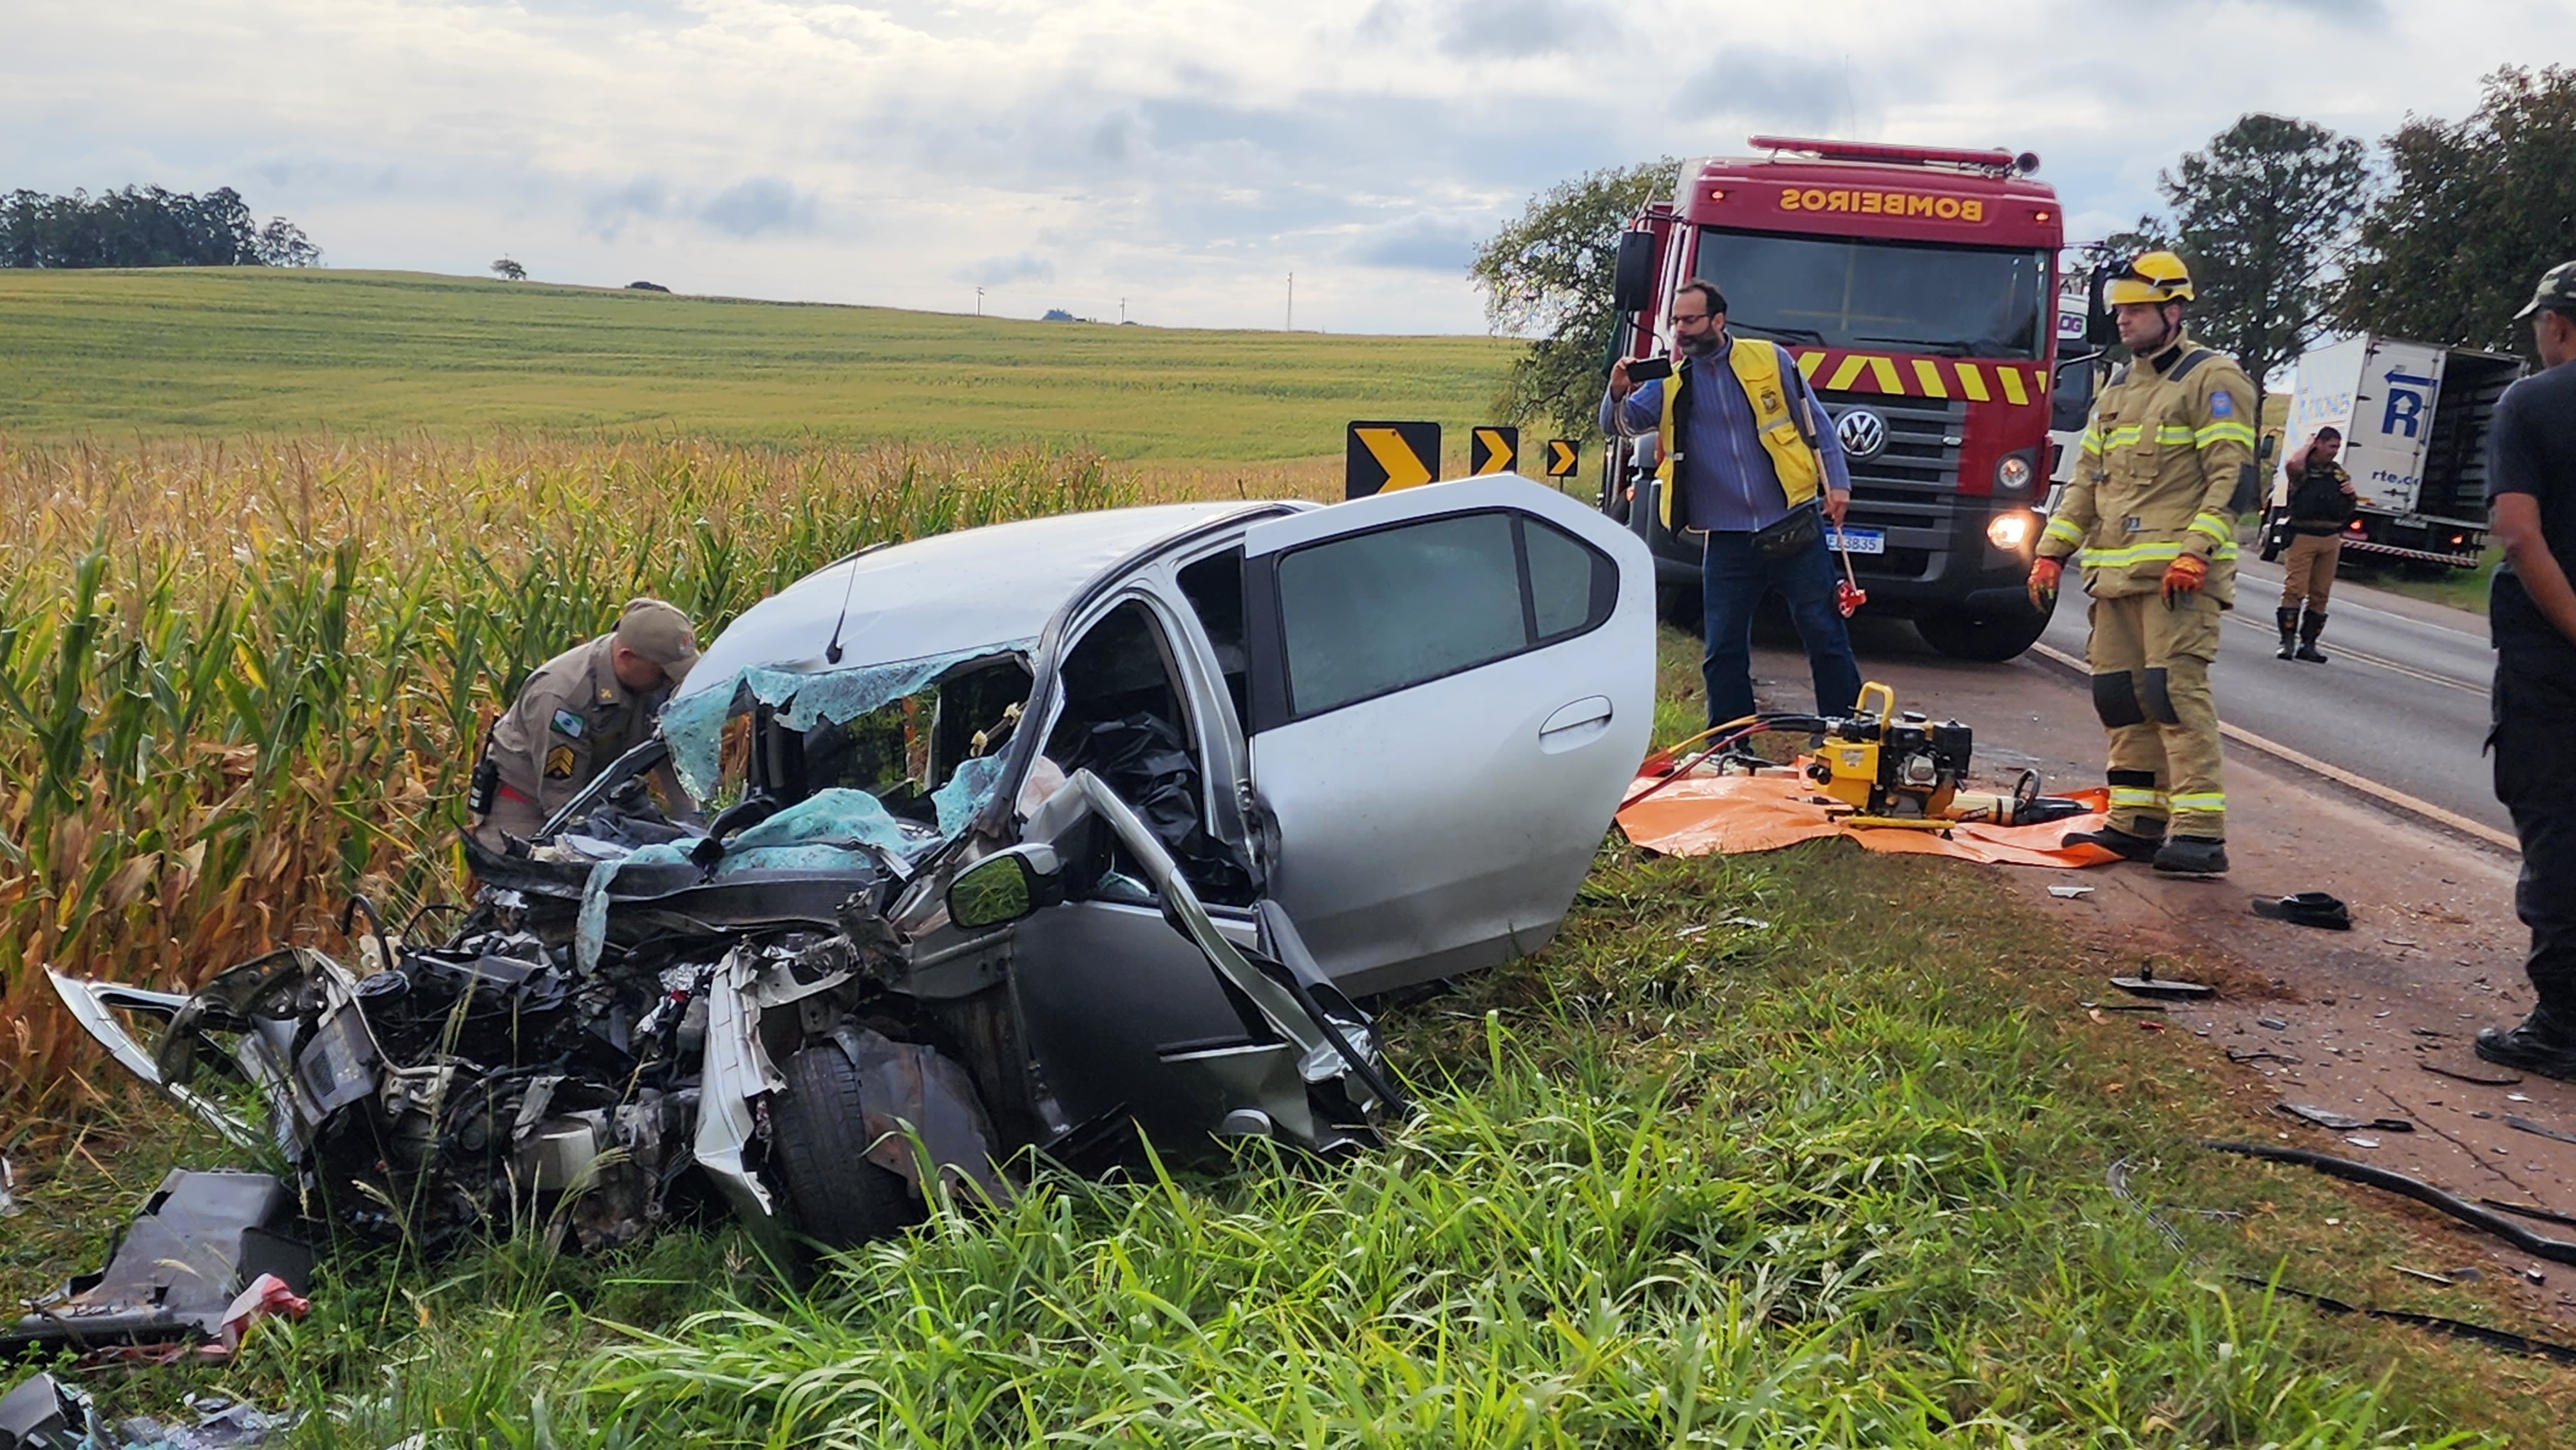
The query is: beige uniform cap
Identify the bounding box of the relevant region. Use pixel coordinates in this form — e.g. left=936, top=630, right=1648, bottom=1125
left=615, top=598, right=701, bottom=680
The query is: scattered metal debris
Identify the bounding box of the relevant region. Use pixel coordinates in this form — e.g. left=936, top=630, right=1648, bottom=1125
left=0, top=1376, right=297, bottom=1450
left=2227, top=1048, right=2302, bottom=1066
left=2257, top=1015, right=2290, bottom=1031
left=3, top=1171, right=311, bottom=1358
left=0, top=1156, right=15, bottom=1218
left=2392, top=1265, right=2483, bottom=1286
left=2420, top=1059, right=2524, bottom=1086
left=2277, top=1103, right=2413, bottom=1133
left=2047, top=885, right=2093, bottom=898
left=2110, top=961, right=2214, bottom=1001
left=2505, top=1114, right=2576, bottom=1147
left=2483, top=1198, right=2576, bottom=1230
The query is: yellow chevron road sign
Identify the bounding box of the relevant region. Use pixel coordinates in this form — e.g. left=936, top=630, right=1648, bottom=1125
left=1345, top=420, right=1439, bottom=498
left=1544, top=438, right=1578, bottom=478
left=1470, top=426, right=1517, bottom=475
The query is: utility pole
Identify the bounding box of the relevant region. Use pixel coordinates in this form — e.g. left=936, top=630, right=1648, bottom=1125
left=1285, top=272, right=1294, bottom=332
left=1120, top=297, right=1127, bottom=325
left=976, top=286, right=984, bottom=317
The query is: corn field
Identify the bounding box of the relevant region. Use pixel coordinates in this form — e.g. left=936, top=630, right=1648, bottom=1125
left=0, top=434, right=1142, bottom=1110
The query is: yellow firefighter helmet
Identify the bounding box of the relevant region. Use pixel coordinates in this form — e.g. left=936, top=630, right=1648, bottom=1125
left=2103, top=250, right=2195, bottom=306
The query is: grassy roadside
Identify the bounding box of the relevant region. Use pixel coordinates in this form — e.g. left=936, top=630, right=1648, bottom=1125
left=3, top=631, right=2564, bottom=1445
left=2346, top=551, right=2499, bottom=616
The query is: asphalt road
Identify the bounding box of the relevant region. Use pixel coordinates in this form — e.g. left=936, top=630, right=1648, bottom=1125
left=2034, top=559, right=2508, bottom=836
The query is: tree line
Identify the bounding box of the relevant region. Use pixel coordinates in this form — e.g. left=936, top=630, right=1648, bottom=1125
left=1475, top=64, right=2576, bottom=433
left=1, top=186, right=319, bottom=270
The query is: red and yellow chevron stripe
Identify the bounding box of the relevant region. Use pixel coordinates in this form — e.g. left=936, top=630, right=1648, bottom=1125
left=1793, top=349, right=2050, bottom=405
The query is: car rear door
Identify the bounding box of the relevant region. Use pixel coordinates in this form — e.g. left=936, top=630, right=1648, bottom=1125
left=1236, top=477, right=1655, bottom=995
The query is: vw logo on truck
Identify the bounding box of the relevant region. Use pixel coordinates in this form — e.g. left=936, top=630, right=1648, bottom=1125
left=1835, top=408, right=1889, bottom=459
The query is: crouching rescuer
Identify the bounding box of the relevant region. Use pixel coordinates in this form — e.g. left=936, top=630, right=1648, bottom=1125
left=2025, top=252, right=2260, bottom=876
left=471, top=598, right=703, bottom=851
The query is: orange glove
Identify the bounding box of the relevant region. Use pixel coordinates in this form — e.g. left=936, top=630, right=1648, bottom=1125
left=2161, top=552, right=2208, bottom=609
left=2027, top=556, right=2062, bottom=612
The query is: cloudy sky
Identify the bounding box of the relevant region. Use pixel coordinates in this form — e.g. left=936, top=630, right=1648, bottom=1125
left=8, top=0, right=2568, bottom=334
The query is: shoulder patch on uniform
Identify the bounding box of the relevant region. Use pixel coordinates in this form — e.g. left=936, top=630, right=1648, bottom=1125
left=551, top=709, right=584, bottom=739
left=2208, top=392, right=2233, bottom=418
left=544, top=744, right=577, bottom=780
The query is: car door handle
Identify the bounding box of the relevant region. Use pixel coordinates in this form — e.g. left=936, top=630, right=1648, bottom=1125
left=1539, top=696, right=1613, bottom=743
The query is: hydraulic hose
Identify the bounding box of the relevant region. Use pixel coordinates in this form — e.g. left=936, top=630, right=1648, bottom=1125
left=2201, top=1139, right=2576, bottom=1266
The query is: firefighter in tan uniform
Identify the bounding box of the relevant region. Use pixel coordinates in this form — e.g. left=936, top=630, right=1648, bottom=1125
left=2027, top=252, right=2261, bottom=876
left=470, top=598, right=703, bottom=851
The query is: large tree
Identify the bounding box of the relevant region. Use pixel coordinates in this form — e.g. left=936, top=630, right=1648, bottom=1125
left=2336, top=65, right=2576, bottom=361
left=1469, top=158, right=1675, bottom=436
left=0, top=186, right=317, bottom=268
left=2157, top=113, right=2369, bottom=402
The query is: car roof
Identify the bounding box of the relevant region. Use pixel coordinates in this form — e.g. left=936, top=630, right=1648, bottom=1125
left=678, top=500, right=1294, bottom=695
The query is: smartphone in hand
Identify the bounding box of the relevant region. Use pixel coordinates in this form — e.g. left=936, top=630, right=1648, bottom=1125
left=1624, top=357, right=1674, bottom=381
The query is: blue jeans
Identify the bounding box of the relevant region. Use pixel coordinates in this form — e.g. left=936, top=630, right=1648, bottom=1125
left=1700, top=529, right=1864, bottom=728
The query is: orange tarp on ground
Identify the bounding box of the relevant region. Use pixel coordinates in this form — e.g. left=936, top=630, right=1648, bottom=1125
left=1615, top=769, right=2121, bottom=869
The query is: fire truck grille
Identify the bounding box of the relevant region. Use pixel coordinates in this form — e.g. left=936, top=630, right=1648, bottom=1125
left=1815, top=391, right=1967, bottom=538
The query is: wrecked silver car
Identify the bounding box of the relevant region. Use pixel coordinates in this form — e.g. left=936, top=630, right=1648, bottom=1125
left=52, top=478, right=1655, bottom=1253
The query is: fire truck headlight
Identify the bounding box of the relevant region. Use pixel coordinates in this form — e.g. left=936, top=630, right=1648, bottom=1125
left=1987, top=510, right=2038, bottom=552
left=1994, top=452, right=2036, bottom=494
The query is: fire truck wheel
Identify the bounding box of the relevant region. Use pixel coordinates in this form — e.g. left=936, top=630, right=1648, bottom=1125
left=1915, top=605, right=2051, bottom=663
left=1658, top=585, right=1703, bottom=633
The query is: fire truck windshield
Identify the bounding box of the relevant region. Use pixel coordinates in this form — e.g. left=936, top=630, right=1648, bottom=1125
left=1694, top=229, right=2050, bottom=360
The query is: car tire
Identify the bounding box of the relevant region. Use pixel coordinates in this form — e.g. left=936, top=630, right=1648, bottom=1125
left=1915, top=603, right=2051, bottom=663
left=1658, top=583, right=1703, bottom=633
left=768, top=1044, right=922, bottom=1252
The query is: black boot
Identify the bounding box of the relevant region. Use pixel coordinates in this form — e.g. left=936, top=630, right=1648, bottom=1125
left=2295, top=610, right=2328, bottom=663
left=2064, top=820, right=2164, bottom=862
left=2275, top=607, right=2300, bottom=660
left=2476, top=1007, right=2576, bottom=1080
left=2152, top=835, right=2229, bottom=876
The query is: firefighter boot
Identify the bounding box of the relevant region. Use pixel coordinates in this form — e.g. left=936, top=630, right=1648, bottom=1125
left=2295, top=610, right=2329, bottom=663
left=2152, top=835, right=2229, bottom=876
left=2275, top=607, right=2300, bottom=660
left=2064, top=820, right=2165, bottom=862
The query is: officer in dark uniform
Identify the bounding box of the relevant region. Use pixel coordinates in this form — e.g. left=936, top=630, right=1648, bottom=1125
left=2476, top=260, right=2576, bottom=1078
left=2272, top=426, right=2354, bottom=661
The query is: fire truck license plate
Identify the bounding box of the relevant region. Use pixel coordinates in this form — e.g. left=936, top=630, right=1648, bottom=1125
left=1827, top=527, right=1884, bottom=555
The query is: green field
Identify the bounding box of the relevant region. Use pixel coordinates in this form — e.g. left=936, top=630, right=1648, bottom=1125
left=0, top=268, right=1513, bottom=460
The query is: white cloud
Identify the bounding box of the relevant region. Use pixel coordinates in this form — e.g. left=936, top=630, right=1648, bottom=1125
left=2, top=0, right=2567, bottom=333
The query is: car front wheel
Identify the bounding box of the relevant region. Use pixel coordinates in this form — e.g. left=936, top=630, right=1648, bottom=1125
left=768, top=1044, right=923, bottom=1252
left=1914, top=603, right=2052, bottom=663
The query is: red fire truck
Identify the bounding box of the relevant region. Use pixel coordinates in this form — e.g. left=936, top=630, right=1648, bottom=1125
left=1602, top=137, right=2076, bottom=661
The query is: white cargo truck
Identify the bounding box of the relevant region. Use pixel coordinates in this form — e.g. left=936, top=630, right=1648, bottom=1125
left=2277, top=335, right=2524, bottom=567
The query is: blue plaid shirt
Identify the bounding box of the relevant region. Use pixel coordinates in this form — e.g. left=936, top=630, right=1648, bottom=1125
left=1599, top=335, right=1851, bottom=532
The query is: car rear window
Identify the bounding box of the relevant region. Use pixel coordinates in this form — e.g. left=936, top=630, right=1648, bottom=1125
left=1274, top=511, right=1613, bottom=717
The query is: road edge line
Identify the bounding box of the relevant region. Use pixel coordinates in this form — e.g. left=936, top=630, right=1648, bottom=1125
left=2026, top=641, right=2520, bottom=854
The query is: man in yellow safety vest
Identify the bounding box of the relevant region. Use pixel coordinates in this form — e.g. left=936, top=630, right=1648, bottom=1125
left=2027, top=252, right=2260, bottom=876
left=1603, top=279, right=1862, bottom=728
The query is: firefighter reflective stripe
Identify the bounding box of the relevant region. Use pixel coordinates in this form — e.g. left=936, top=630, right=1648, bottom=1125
left=2078, top=426, right=2105, bottom=458
left=2108, top=786, right=2168, bottom=811
left=2188, top=511, right=2233, bottom=545
left=2042, top=514, right=2086, bottom=549
left=2168, top=791, right=2226, bottom=815
left=2079, top=539, right=2241, bottom=569
left=2195, top=419, right=2257, bottom=450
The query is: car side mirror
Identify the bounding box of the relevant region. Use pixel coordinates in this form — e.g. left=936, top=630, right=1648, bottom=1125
left=2084, top=265, right=2115, bottom=348
left=946, top=845, right=1061, bottom=930
left=1612, top=231, right=1656, bottom=315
